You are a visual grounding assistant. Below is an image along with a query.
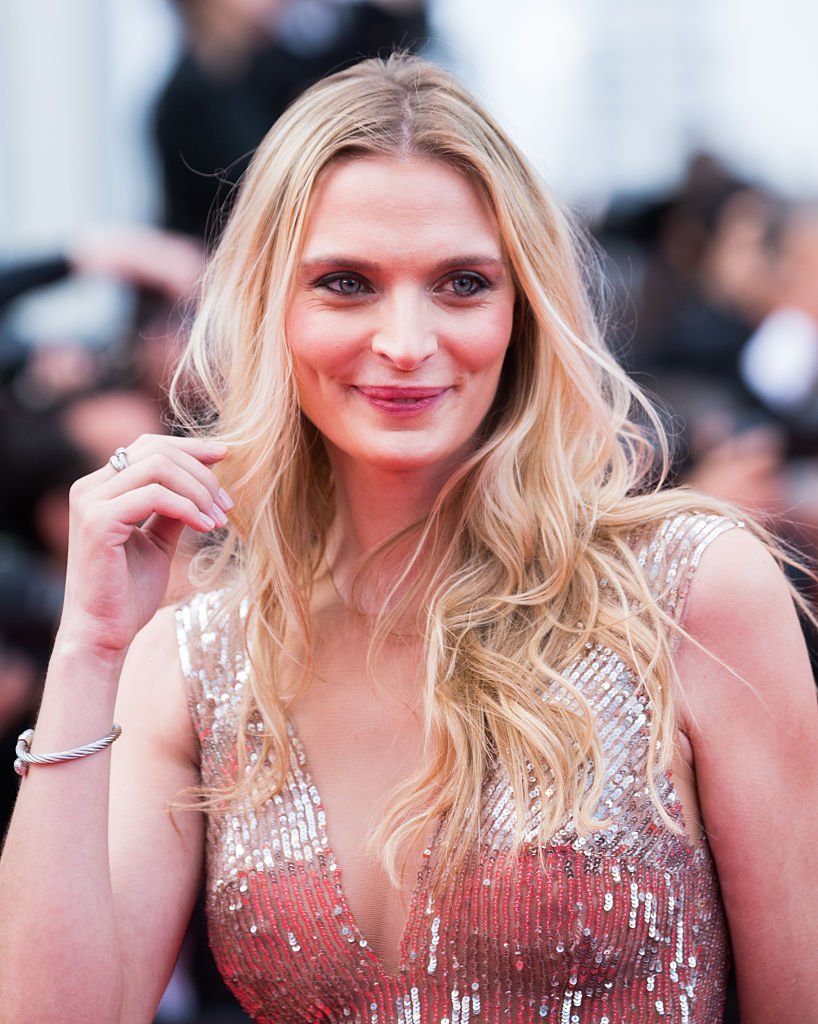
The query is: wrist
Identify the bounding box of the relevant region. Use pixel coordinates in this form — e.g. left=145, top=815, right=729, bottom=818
left=50, top=628, right=129, bottom=680
left=30, top=636, right=127, bottom=755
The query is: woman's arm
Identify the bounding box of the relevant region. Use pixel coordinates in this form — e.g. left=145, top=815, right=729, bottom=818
left=0, top=435, right=230, bottom=1023
left=676, top=527, right=818, bottom=1024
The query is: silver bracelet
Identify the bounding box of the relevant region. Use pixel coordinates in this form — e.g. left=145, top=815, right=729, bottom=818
left=14, top=724, right=122, bottom=777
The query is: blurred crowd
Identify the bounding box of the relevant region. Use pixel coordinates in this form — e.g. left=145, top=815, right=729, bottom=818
left=1, top=3, right=816, bottom=1022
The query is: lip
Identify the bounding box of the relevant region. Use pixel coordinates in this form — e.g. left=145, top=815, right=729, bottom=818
left=353, top=385, right=450, bottom=416
left=357, top=386, right=449, bottom=400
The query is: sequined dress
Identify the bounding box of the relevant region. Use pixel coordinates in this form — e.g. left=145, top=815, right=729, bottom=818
left=176, top=513, right=735, bottom=1024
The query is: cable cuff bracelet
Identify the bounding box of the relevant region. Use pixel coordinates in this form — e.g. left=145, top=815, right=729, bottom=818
left=14, top=724, right=122, bottom=777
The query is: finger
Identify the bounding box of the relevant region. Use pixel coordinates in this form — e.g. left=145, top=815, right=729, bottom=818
left=126, top=434, right=228, bottom=467
left=95, top=452, right=231, bottom=526
left=128, top=445, right=234, bottom=511
left=103, top=484, right=219, bottom=538
left=139, top=513, right=190, bottom=555
left=76, top=437, right=229, bottom=495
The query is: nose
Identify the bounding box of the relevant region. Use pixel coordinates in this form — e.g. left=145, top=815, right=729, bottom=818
left=370, top=291, right=438, bottom=370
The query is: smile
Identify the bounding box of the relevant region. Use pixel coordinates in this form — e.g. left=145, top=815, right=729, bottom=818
left=353, top=385, right=450, bottom=416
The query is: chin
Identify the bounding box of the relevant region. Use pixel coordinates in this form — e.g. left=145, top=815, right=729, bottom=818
left=366, top=451, right=450, bottom=473
left=323, top=428, right=479, bottom=480
left=359, top=438, right=473, bottom=476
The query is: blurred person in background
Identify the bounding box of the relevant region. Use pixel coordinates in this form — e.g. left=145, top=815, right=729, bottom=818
left=596, top=156, right=795, bottom=521
left=0, top=226, right=202, bottom=412
left=154, top=0, right=429, bottom=241
left=740, top=204, right=818, bottom=449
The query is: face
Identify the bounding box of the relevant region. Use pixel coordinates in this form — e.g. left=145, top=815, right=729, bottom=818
left=285, top=155, right=516, bottom=486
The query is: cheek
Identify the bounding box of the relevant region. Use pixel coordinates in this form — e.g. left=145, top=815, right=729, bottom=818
left=286, top=313, right=331, bottom=385
left=454, top=306, right=514, bottom=372
left=286, top=304, right=361, bottom=377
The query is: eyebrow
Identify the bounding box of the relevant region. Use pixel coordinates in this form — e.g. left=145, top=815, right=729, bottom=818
left=299, top=254, right=507, bottom=275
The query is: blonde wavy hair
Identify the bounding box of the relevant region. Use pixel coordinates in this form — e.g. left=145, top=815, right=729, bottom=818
left=173, top=54, right=759, bottom=883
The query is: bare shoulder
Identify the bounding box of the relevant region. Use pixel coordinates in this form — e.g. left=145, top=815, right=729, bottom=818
left=668, top=517, right=816, bottom=766
left=676, top=525, right=814, bottom=725
left=682, top=524, right=794, bottom=639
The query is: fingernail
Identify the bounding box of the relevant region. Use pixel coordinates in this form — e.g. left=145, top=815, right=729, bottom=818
left=207, top=442, right=228, bottom=456
left=217, top=487, right=234, bottom=510
left=211, top=503, right=229, bottom=526
left=199, top=512, right=216, bottom=529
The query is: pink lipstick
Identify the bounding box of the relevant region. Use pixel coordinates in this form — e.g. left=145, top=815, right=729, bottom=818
left=354, top=385, right=449, bottom=416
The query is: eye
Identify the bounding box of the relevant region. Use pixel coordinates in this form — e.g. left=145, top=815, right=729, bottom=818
left=440, top=272, right=490, bottom=297
left=316, top=273, right=371, bottom=296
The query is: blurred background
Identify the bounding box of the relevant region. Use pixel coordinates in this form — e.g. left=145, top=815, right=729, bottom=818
left=1, top=2, right=817, bottom=1021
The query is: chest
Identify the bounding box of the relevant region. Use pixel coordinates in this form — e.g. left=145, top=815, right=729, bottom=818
left=287, top=624, right=424, bottom=809
left=282, top=618, right=429, bottom=969
left=203, top=730, right=727, bottom=1024
left=200, top=633, right=729, bottom=1022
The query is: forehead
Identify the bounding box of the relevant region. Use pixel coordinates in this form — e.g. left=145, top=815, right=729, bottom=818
left=300, top=155, right=504, bottom=259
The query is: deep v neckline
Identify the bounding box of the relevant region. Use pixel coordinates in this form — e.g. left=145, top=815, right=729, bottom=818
left=285, top=718, right=440, bottom=980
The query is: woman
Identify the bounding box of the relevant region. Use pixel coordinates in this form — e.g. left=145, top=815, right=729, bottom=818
left=1, top=56, right=816, bottom=1024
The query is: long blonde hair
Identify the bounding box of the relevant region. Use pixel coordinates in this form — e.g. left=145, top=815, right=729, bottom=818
left=173, top=54, right=759, bottom=882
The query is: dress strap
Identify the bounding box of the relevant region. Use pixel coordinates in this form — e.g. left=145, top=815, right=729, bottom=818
left=636, top=512, right=741, bottom=630
left=176, top=589, right=247, bottom=784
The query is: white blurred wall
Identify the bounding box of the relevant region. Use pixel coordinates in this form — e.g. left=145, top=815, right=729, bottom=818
left=0, top=0, right=178, bottom=341
left=0, top=0, right=108, bottom=251
left=436, top=0, right=818, bottom=212
left=0, top=0, right=177, bottom=257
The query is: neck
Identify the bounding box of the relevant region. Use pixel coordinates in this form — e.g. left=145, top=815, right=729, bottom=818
left=327, top=459, right=453, bottom=615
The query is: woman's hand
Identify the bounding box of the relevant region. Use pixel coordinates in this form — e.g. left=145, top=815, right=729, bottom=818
left=59, top=435, right=231, bottom=657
